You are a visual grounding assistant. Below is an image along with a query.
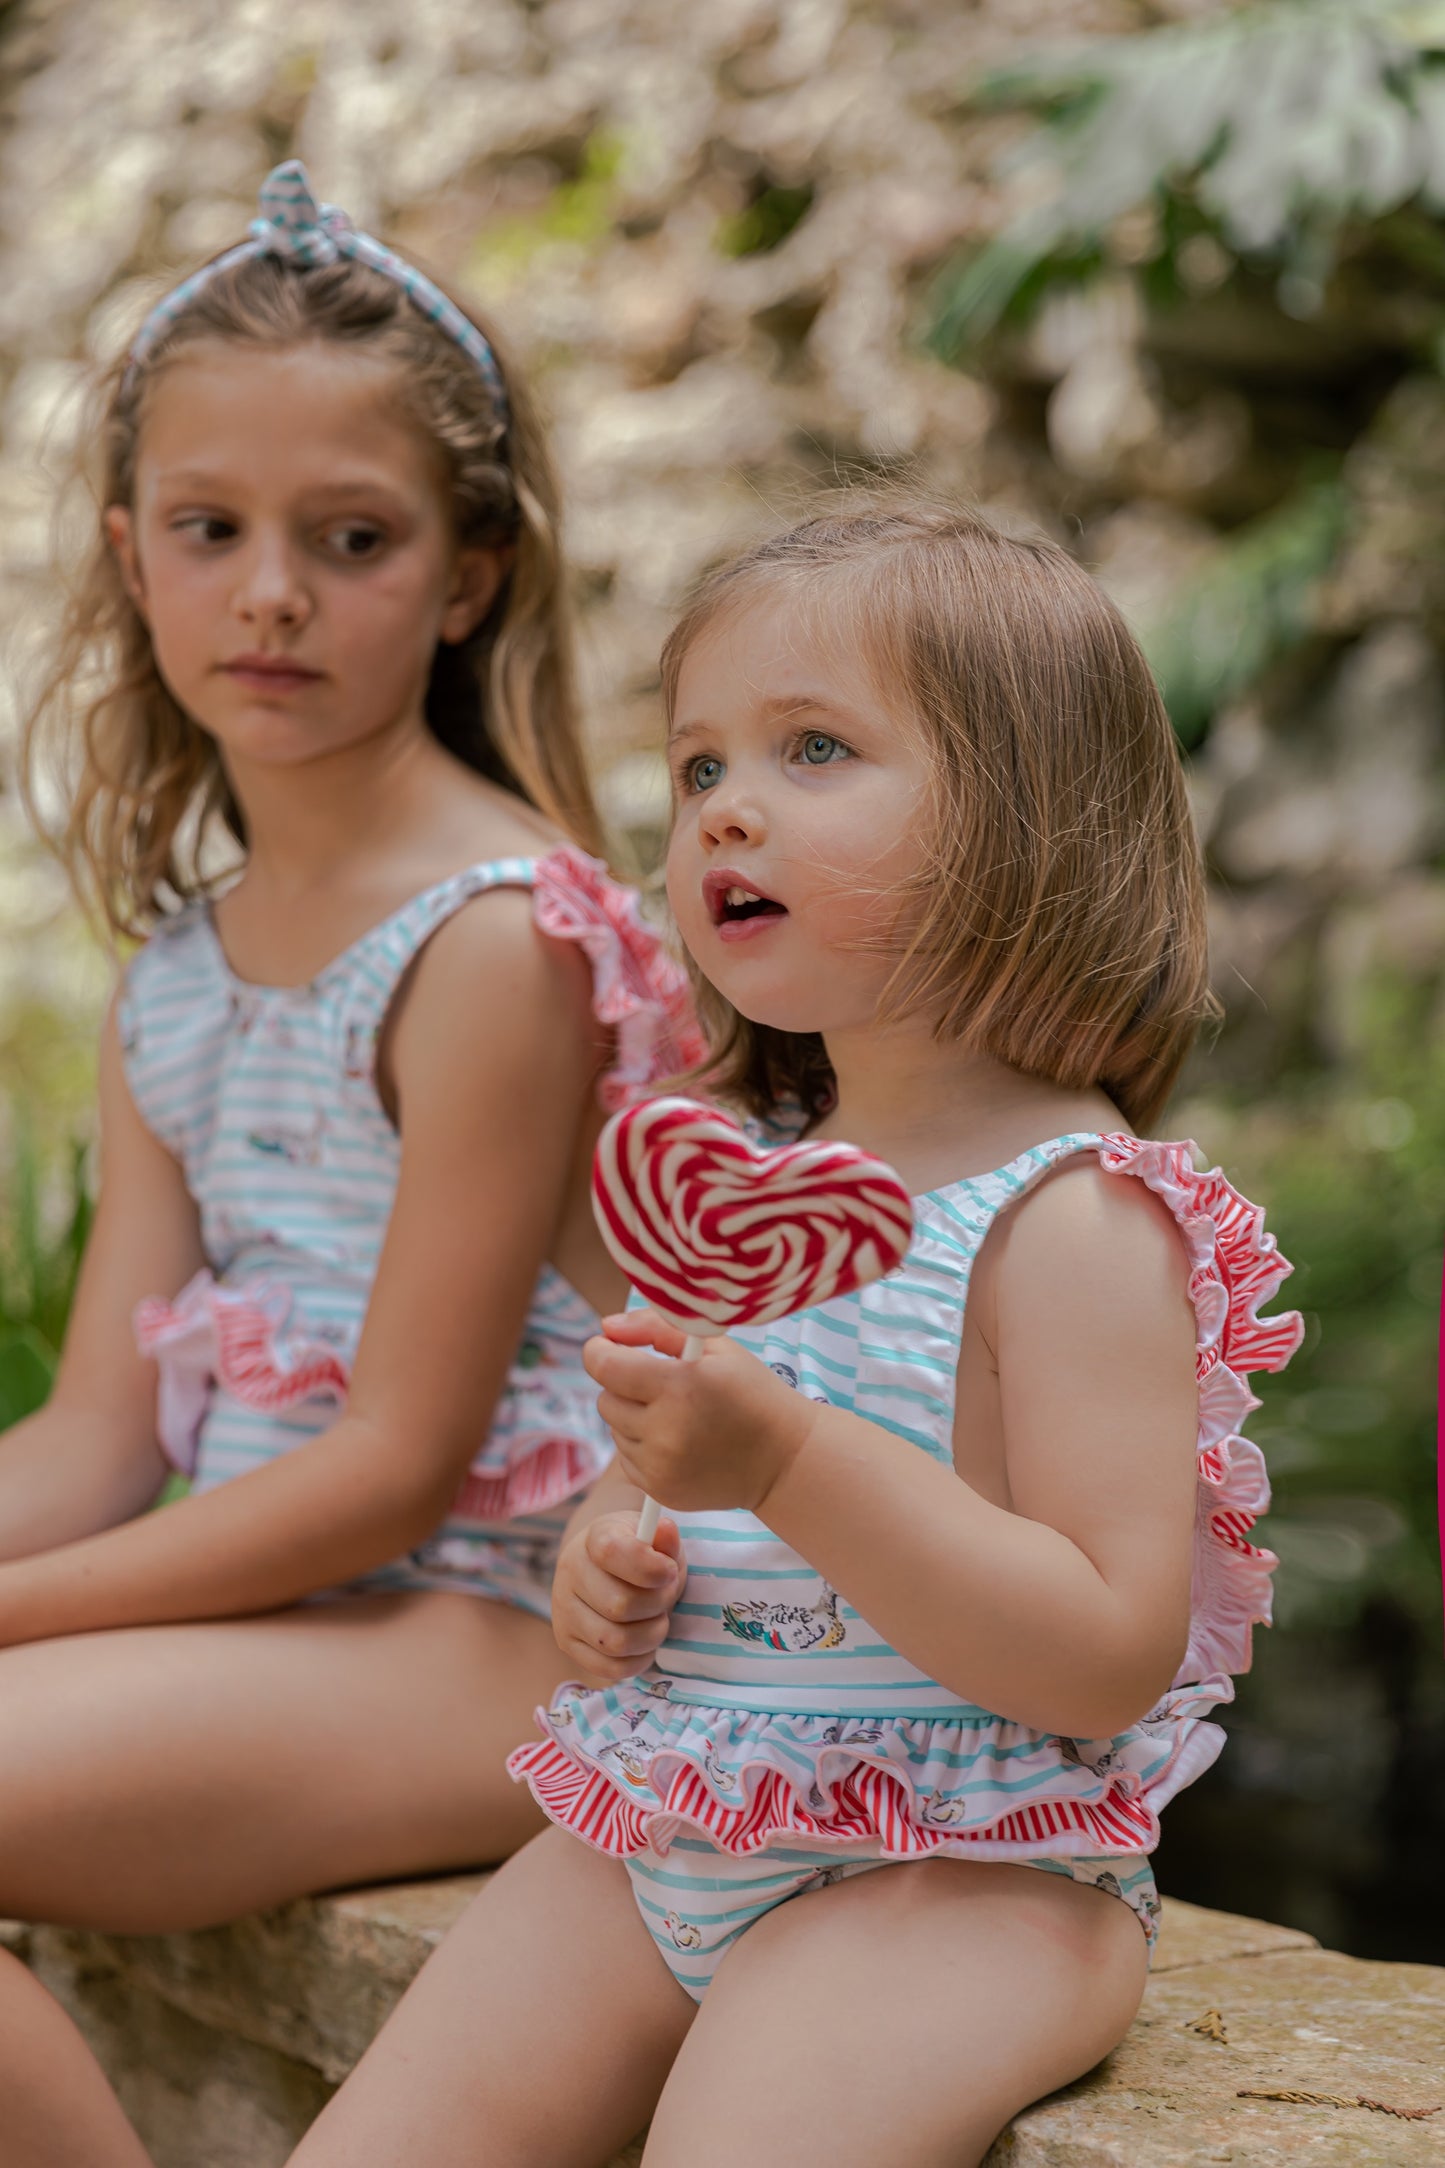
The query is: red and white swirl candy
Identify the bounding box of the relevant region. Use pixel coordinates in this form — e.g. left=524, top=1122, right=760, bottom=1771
left=592, top=1098, right=914, bottom=1539
left=592, top=1096, right=914, bottom=1341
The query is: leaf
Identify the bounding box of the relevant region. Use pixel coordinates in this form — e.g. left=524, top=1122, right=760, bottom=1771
left=1140, top=478, right=1350, bottom=749
left=0, top=1328, right=57, bottom=1432
left=925, top=0, right=1445, bottom=356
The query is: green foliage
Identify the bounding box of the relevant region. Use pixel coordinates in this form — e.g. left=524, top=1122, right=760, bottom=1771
left=466, top=132, right=626, bottom=290
left=0, top=1110, right=92, bottom=1431
left=716, top=182, right=816, bottom=258
left=927, top=0, right=1445, bottom=355
left=1140, top=477, right=1350, bottom=748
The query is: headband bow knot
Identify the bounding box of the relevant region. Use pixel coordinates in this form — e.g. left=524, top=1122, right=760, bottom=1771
left=125, top=160, right=507, bottom=418
left=248, top=163, right=353, bottom=266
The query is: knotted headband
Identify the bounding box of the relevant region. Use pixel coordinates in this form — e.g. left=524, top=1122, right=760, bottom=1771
left=123, top=160, right=508, bottom=418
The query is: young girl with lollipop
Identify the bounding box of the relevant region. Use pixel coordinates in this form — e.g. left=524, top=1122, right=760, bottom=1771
left=283, top=501, right=1302, bottom=2168
left=1, top=162, right=697, bottom=2162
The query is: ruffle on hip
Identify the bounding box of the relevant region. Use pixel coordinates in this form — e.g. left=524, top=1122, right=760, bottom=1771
left=449, top=1356, right=613, bottom=1522
left=1094, top=1134, right=1304, bottom=1687
left=508, top=1673, right=1225, bottom=1865
left=533, top=845, right=706, bottom=1110
left=134, top=1269, right=612, bottom=1516
left=134, top=1270, right=348, bottom=1475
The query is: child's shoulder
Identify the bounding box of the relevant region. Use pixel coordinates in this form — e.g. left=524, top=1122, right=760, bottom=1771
left=995, top=1137, right=1195, bottom=1296
left=987, top=1132, right=1300, bottom=1365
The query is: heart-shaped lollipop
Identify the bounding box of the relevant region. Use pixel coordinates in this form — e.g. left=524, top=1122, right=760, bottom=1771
left=592, top=1097, right=914, bottom=1536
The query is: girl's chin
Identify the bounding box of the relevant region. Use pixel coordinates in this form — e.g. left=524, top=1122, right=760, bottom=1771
left=705, top=978, right=837, bottom=1037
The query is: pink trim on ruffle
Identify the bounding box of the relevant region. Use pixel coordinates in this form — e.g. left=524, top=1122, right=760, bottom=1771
left=135, top=1273, right=605, bottom=1519
left=1093, top=1134, right=1303, bottom=1685
left=135, top=1271, right=349, bottom=1474
left=451, top=1434, right=598, bottom=1522
left=532, top=846, right=706, bottom=1110
left=508, top=1727, right=1177, bottom=1865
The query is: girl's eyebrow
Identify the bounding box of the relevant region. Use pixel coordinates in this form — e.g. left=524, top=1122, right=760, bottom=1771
left=757, top=689, right=852, bottom=720
left=151, top=469, right=414, bottom=508
left=669, top=692, right=864, bottom=742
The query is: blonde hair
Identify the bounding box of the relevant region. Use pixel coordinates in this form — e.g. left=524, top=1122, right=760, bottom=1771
left=662, top=503, right=1215, bottom=1135
left=24, top=246, right=604, bottom=938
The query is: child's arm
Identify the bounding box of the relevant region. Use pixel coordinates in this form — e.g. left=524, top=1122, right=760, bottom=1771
left=587, top=1163, right=1200, bottom=1741
left=0, top=893, right=603, bottom=1641
left=0, top=1004, right=201, bottom=1560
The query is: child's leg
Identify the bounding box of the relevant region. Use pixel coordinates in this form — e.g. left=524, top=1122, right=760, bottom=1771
left=643, top=1858, right=1148, bottom=2168
left=0, top=1592, right=563, bottom=1929
left=0, top=1950, right=153, bottom=2168
left=289, top=1827, right=694, bottom=2168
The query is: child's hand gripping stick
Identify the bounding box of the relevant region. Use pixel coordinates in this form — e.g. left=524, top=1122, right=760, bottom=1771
left=591, top=1096, right=915, bottom=1541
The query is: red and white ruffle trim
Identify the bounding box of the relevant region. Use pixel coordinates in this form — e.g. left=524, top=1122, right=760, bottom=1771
left=533, top=845, right=706, bottom=1110
left=134, top=1270, right=608, bottom=1518
left=507, top=1672, right=1228, bottom=1867
left=135, top=1271, right=347, bottom=1475
left=1094, top=1134, right=1303, bottom=1685
left=450, top=1438, right=598, bottom=1523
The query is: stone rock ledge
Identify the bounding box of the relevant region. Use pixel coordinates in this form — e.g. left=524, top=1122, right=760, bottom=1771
left=5, top=1890, right=1442, bottom=2167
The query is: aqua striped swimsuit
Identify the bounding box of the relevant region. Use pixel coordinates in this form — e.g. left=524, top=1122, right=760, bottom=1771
left=510, top=1129, right=1302, bottom=1994
left=120, top=846, right=701, bottom=1618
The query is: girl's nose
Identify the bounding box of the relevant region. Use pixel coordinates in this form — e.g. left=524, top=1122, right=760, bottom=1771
left=232, top=536, right=312, bottom=632
left=699, top=779, right=767, bottom=849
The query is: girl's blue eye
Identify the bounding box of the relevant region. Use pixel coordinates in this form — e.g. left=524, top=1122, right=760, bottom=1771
left=799, top=731, right=847, bottom=765
left=688, top=756, right=724, bottom=792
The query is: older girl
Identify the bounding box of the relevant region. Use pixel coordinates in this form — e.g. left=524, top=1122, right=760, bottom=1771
left=2, top=162, right=695, bottom=2165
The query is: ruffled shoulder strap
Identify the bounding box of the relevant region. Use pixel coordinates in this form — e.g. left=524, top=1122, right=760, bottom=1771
left=532, top=844, right=705, bottom=1108
left=335, top=845, right=702, bottom=1112
left=1093, top=1135, right=1304, bottom=1688
left=331, top=855, right=539, bottom=1102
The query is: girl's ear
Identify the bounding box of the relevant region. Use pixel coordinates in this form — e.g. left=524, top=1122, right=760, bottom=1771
left=104, top=506, right=148, bottom=621
left=439, top=542, right=512, bottom=645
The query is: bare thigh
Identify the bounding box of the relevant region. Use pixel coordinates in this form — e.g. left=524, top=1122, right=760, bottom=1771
left=643, top=1859, right=1149, bottom=2168
left=290, top=1826, right=694, bottom=2168
left=0, top=1592, right=566, bottom=1930
left=0, top=1949, right=152, bottom=2168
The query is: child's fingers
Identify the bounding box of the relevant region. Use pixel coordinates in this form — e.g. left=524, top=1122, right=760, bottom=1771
left=573, top=1600, right=673, bottom=1666
left=587, top=1514, right=684, bottom=1592
left=598, top=1309, right=690, bottom=1358
left=570, top=1551, right=676, bottom=1626
left=594, top=1388, right=642, bottom=1445
left=559, top=1599, right=674, bottom=1677
left=584, top=1333, right=679, bottom=1400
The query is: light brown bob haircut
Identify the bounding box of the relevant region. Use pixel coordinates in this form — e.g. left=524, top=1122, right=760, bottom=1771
left=25, top=240, right=604, bottom=939
left=661, top=502, right=1215, bottom=1136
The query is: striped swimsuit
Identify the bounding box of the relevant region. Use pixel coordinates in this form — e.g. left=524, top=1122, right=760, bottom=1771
left=511, top=1129, right=1302, bottom=1995
left=121, top=846, right=701, bottom=1618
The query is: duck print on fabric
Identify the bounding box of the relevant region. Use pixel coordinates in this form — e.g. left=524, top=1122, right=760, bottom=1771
left=721, top=1581, right=847, bottom=1653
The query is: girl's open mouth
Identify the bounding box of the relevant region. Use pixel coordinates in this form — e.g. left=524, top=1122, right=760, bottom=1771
left=704, top=870, right=788, bottom=941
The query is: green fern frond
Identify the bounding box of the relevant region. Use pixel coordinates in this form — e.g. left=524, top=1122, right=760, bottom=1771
left=929, top=0, right=1445, bottom=354
left=1140, top=476, right=1350, bottom=747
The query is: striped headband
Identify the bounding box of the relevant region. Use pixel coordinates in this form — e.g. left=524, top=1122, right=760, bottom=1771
left=123, top=161, right=508, bottom=420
